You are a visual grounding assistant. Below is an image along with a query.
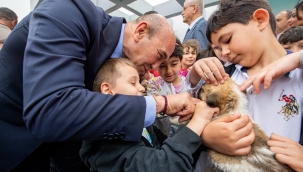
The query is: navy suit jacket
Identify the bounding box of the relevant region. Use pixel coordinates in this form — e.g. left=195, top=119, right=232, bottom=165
left=0, top=0, right=145, bottom=170
left=183, top=17, right=208, bottom=50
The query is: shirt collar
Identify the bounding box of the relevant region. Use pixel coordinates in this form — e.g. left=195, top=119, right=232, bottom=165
left=111, top=24, right=125, bottom=58
left=189, top=16, right=203, bottom=30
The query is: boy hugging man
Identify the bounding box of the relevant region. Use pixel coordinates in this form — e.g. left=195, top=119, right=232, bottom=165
left=189, top=0, right=303, bottom=171
left=80, top=58, right=219, bottom=172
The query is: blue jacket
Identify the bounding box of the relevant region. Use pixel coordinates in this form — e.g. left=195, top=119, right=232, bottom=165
left=183, top=17, right=208, bottom=50
left=0, top=0, right=145, bottom=170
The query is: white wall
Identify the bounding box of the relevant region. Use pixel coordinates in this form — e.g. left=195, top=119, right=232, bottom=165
left=0, top=0, right=217, bottom=43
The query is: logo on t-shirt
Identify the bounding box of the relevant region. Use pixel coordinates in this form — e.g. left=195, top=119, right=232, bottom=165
left=278, top=89, right=300, bottom=121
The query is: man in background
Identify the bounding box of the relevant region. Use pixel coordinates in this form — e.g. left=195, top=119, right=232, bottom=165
left=182, top=0, right=208, bottom=50
left=276, top=10, right=291, bottom=39
left=0, top=25, right=10, bottom=49
left=0, top=7, right=17, bottom=49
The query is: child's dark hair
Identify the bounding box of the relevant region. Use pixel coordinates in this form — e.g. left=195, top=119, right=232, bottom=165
left=295, top=1, right=303, bottom=20
left=196, top=43, right=224, bottom=64
left=196, top=43, right=217, bottom=61
left=171, top=37, right=183, bottom=60
left=206, top=0, right=276, bottom=43
left=278, top=26, right=303, bottom=44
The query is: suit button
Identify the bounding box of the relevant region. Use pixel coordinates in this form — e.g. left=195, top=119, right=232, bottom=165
left=120, top=132, right=125, bottom=139
left=107, top=134, right=114, bottom=140
left=102, top=133, right=108, bottom=140
left=114, top=133, right=120, bottom=139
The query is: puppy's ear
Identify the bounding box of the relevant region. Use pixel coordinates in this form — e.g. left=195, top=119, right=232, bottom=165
left=206, top=92, right=219, bottom=108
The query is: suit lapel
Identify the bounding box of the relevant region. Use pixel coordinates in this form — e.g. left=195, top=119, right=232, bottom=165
left=184, top=18, right=204, bottom=42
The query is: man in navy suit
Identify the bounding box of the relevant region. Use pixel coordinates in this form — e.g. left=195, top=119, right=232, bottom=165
left=182, top=0, right=208, bottom=50
left=0, top=0, right=202, bottom=171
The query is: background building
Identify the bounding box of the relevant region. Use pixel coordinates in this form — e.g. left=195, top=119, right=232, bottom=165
left=0, top=0, right=299, bottom=41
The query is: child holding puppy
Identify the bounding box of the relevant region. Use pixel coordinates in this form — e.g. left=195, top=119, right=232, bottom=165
left=188, top=0, right=303, bottom=171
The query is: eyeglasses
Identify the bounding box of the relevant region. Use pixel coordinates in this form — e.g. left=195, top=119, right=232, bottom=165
left=183, top=4, right=195, bottom=11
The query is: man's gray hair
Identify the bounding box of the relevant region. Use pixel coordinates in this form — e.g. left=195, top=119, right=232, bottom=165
left=186, top=0, right=204, bottom=13
left=0, top=7, right=17, bottom=21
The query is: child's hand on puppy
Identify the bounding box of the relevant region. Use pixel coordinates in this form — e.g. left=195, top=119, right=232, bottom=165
left=268, top=133, right=303, bottom=172
left=186, top=101, right=219, bottom=136
left=193, top=101, right=219, bottom=122
left=201, top=114, right=255, bottom=156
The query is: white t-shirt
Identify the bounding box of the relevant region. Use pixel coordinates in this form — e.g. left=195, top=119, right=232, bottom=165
left=231, top=64, right=302, bottom=141
left=194, top=64, right=303, bottom=172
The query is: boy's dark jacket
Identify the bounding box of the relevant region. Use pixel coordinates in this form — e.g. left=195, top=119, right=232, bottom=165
left=80, top=126, right=203, bottom=172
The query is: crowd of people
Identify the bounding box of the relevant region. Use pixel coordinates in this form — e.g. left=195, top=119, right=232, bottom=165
left=1, top=0, right=303, bottom=171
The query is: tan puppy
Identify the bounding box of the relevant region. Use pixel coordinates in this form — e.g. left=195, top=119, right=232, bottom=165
left=196, top=77, right=293, bottom=172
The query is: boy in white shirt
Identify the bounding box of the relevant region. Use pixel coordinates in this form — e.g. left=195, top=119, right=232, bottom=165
left=189, top=0, right=303, bottom=171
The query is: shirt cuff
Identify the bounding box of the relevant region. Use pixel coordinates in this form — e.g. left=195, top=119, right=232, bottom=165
left=143, top=96, right=156, bottom=127
left=299, top=50, right=303, bottom=69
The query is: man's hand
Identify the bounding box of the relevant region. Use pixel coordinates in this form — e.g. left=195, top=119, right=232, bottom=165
left=239, top=51, right=300, bottom=94
left=201, top=114, right=255, bottom=155
left=268, top=133, right=303, bottom=172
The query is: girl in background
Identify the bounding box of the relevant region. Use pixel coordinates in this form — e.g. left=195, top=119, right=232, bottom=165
left=180, top=39, right=202, bottom=76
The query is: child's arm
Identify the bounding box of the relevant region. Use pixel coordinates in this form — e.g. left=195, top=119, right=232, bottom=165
left=186, top=101, right=219, bottom=136
left=189, top=57, right=228, bottom=86
left=267, top=133, right=303, bottom=171
left=240, top=51, right=302, bottom=94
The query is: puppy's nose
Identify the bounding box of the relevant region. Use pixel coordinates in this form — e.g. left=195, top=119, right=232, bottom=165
left=206, top=93, right=219, bottom=108
left=206, top=100, right=217, bottom=108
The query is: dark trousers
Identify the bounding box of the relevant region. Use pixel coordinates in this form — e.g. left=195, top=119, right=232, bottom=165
left=11, top=141, right=89, bottom=172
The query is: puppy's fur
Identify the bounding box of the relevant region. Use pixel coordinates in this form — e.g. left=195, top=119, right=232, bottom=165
left=197, top=78, right=293, bottom=172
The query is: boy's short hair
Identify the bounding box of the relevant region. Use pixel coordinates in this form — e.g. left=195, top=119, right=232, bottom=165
left=197, top=43, right=216, bottom=60
left=206, top=0, right=276, bottom=43
left=278, top=26, right=303, bottom=44
left=182, top=39, right=202, bottom=56
left=93, top=58, right=136, bottom=92
left=171, top=37, right=183, bottom=60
